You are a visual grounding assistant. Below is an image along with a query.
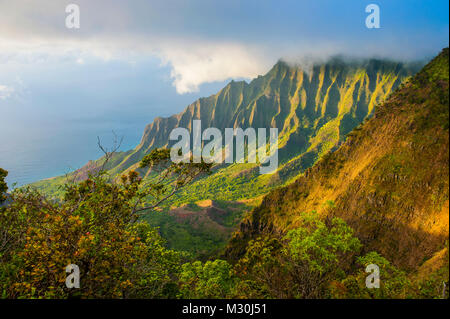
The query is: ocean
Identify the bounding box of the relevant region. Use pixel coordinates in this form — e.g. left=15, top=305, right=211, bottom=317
left=0, top=120, right=146, bottom=188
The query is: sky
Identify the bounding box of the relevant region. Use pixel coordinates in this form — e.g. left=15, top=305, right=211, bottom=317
left=1, top=0, right=448, bottom=111
left=0, top=0, right=448, bottom=186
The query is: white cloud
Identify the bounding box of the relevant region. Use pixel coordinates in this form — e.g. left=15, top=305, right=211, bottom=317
left=0, top=0, right=277, bottom=94
left=0, top=35, right=274, bottom=94
left=1, top=1, right=444, bottom=95
left=0, top=0, right=275, bottom=94
left=156, top=42, right=272, bottom=93
left=0, top=85, right=15, bottom=100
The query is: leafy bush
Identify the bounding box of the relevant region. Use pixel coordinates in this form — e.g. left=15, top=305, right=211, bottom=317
left=0, top=149, right=211, bottom=299
left=0, top=168, right=7, bottom=204
left=333, top=252, right=412, bottom=299
left=235, top=212, right=362, bottom=298
left=178, top=259, right=237, bottom=298
left=0, top=174, right=182, bottom=298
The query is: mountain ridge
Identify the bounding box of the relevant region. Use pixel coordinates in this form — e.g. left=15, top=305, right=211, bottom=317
left=45, top=57, right=418, bottom=185
left=32, top=55, right=423, bottom=256
left=225, top=48, right=449, bottom=271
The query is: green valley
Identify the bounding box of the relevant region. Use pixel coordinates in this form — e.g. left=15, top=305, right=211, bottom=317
left=31, top=57, right=421, bottom=257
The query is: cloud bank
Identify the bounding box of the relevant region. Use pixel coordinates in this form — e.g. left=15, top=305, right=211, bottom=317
left=0, top=0, right=448, bottom=93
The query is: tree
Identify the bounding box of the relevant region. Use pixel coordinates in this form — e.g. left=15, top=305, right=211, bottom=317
left=234, top=237, right=287, bottom=298
left=178, top=259, right=237, bottom=298
left=235, top=211, right=362, bottom=298
left=0, top=168, right=7, bottom=204
left=333, top=251, right=412, bottom=299
left=283, top=212, right=362, bottom=298
left=0, top=148, right=210, bottom=298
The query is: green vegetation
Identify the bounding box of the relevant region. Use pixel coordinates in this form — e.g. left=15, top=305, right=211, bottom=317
left=179, top=259, right=236, bottom=298
left=232, top=212, right=362, bottom=298
left=178, top=212, right=445, bottom=299
left=31, top=58, right=416, bottom=206
left=2, top=51, right=447, bottom=299
left=0, top=168, right=7, bottom=204
left=30, top=57, right=417, bottom=256
left=0, top=149, right=211, bottom=298
left=226, top=48, right=449, bottom=298
left=144, top=200, right=249, bottom=258
left=334, top=251, right=412, bottom=299
left=1, top=170, right=447, bottom=298
left=0, top=172, right=183, bottom=298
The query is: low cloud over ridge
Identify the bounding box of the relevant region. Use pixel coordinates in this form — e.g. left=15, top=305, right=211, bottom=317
left=0, top=0, right=448, bottom=93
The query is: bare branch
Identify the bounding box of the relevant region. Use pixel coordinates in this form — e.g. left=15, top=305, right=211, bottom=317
left=96, top=131, right=124, bottom=177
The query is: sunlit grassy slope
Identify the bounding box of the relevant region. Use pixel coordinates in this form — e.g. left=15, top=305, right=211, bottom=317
left=226, top=49, right=449, bottom=278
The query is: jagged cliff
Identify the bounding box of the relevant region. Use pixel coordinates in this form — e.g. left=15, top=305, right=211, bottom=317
left=109, top=58, right=415, bottom=178
left=225, top=49, right=449, bottom=271
left=45, top=57, right=417, bottom=207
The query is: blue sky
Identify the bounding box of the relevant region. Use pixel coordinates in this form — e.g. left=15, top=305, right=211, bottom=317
left=0, top=1, right=448, bottom=113
left=0, top=0, right=448, bottom=185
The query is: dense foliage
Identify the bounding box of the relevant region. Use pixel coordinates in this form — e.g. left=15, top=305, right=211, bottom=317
left=226, top=49, right=449, bottom=296
left=0, top=168, right=7, bottom=204
left=0, top=50, right=448, bottom=299
left=30, top=59, right=416, bottom=257
left=0, top=165, right=447, bottom=298
left=0, top=149, right=211, bottom=298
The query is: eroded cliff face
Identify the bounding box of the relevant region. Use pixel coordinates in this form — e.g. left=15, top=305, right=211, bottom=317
left=103, top=58, right=416, bottom=182
left=226, top=49, right=449, bottom=271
